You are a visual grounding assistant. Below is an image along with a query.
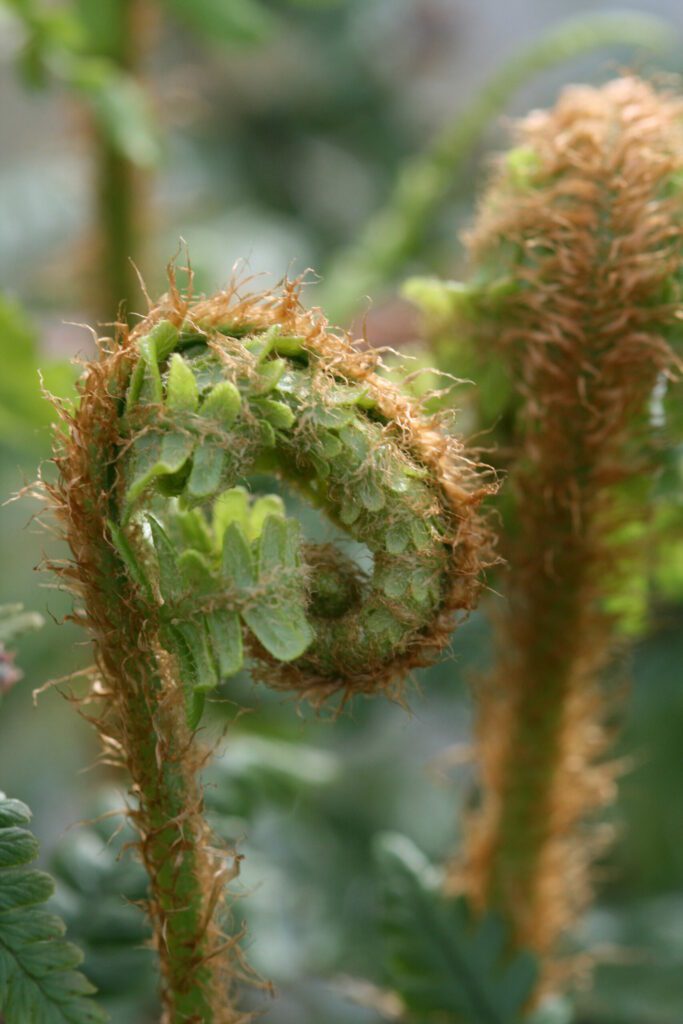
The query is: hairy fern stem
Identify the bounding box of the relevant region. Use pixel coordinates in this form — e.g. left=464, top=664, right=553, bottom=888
left=446, top=76, right=683, bottom=981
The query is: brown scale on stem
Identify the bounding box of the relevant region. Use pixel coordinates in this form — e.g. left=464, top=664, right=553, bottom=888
left=449, top=76, right=683, bottom=979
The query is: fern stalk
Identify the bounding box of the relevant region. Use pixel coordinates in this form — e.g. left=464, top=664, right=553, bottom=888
left=51, top=364, right=231, bottom=1021
left=92, top=0, right=147, bottom=322
left=450, top=77, right=683, bottom=972
left=45, top=278, right=489, bottom=1020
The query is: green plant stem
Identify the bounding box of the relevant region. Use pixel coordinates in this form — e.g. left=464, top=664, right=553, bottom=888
left=93, top=0, right=143, bottom=322
left=96, top=134, right=141, bottom=323
left=319, top=11, right=670, bottom=322
left=485, top=523, right=588, bottom=921
left=58, top=360, right=231, bottom=1021
left=109, top=637, right=217, bottom=1021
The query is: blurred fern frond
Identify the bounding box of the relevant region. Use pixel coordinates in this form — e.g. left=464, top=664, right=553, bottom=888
left=0, top=792, right=107, bottom=1024
left=375, top=832, right=539, bottom=1024
left=0, top=295, right=75, bottom=455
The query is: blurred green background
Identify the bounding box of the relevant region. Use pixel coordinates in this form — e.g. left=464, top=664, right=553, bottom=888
left=0, top=1, right=682, bottom=1022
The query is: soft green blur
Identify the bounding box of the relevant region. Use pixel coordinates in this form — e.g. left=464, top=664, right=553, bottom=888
left=1, top=2, right=682, bottom=1022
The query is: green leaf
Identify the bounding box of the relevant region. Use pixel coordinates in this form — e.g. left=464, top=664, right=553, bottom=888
left=0, top=828, right=39, bottom=868
left=158, top=428, right=195, bottom=476
left=147, top=515, right=183, bottom=602
left=166, top=353, right=199, bottom=412
left=357, top=474, right=385, bottom=512
left=166, top=625, right=207, bottom=729
left=187, top=445, right=226, bottom=499
left=48, top=796, right=155, bottom=1010
left=173, top=622, right=219, bottom=693
left=248, top=495, right=285, bottom=541
left=0, top=293, right=75, bottom=452
left=0, top=792, right=106, bottom=1024
left=222, top=522, right=255, bottom=590
left=385, top=523, right=411, bottom=555
left=256, top=514, right=290, bottom=576
left=376, top=833, right=538, bottom=1024
left=243, top=326, right=278, bottom=362
left=107, top=521, right=153, bottom=599
left=176, top=506, right=214, bottom=554
left=241, top=600, right=313, bottom=662
left=137, top=335, right=163, bottom=403
left=0, top=798, right=31, bottom=830
left=178, top=549, right=216, bottom=593
left=253, top=358, right=286, bottom=395
left=252, top=397, right=295, bottom=429
left=213, top=487, right=250, bottom=547
left=270, top=334, right=306, bottom=356
left=207, top=610, right=243, bottom=678
left=67, top=57, right=161, bottom=167
left=162, top=0, right=275, bottom=45
left=200, top=381, right=241, bottom=427
left=243, top=515, right=313, bottom=662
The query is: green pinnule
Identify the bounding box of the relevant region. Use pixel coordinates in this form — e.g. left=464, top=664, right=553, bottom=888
left=45, top=277, right=490, bottom=1022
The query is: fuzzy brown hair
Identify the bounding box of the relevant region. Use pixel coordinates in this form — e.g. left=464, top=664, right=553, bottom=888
left=451, top=76, right=683, bottom=977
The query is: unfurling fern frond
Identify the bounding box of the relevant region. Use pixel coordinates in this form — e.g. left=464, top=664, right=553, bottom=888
left=45, top=277, right=491, bottom=1021
left=0, top=792, right=106, bottom=1024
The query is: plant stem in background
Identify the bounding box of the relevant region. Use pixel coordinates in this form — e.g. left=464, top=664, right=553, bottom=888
left=90, top=0, right=146, bottom=322
left=96, top=121, right=141, bottom=323
left=449, top=76, right=683, bottom=981
left=319, top=12, right=670, bottom=323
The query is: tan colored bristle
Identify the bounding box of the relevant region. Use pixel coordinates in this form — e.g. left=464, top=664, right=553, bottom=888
left=451, top=76, right=683, bottom=982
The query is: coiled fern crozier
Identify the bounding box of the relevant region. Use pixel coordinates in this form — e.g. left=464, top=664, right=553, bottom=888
left=45, top=279, right=489, bottom=1022
left=446, top=77, right=683, bottom=977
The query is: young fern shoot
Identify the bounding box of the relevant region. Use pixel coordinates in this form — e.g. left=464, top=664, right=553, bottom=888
left=46, top=279, right=489, bottom=1022
left=447, top=77, right=683, bottom=976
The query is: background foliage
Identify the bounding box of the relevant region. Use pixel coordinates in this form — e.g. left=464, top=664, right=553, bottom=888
left=0, top=1, right=682, bottom=1022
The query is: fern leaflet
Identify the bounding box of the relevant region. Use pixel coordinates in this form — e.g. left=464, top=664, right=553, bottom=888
left=0, top=792, right=107, bottom=1024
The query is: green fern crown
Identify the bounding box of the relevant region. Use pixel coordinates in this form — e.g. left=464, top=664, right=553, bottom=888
left=98, top=282, right=488, bottom=720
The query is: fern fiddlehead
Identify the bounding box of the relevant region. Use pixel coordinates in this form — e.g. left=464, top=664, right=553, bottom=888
left=443, top=76, right=683, bottom=979
left=47, top=279, right=489, bottom=1022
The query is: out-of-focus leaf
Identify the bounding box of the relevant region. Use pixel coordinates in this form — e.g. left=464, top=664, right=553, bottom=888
left=528, top=996, right=574, bottom=1024
left=162, top=0, right=276, bottom=45
left=0, top=604, right=43, bottom=648
left=576, top=897, right=683, bottom=1024
left=0, top=792, right=107, bottom=1024
left=0, top=293, right=75, bottom=452
left=65, top=58, right=161, bottom=167
left=2, top=2, right=160, bottom=166
left=376, top=833, right=538, bottom=1024
left=49, top=792, right=157, bottom=1023
left=207, top=734, right=340, bottom=818
left=278, top=0, right=341, bottom=6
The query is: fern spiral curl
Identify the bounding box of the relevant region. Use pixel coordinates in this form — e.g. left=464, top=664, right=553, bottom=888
left=47, top=278, right=489, bottom=1022
left=112, top=281, right=488, bottom=717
